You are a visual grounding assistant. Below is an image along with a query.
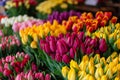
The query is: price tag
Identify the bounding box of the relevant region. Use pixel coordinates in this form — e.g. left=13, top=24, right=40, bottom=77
left=85, top=0, right=98, bottom=6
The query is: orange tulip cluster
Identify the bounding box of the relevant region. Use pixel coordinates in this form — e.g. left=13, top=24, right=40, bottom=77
left=62, top=11, right=117, bottom=32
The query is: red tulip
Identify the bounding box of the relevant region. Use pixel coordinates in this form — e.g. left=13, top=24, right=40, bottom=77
left=3, top=69, right=12, bottom=77
left=110, top=16, right=118, bottom=24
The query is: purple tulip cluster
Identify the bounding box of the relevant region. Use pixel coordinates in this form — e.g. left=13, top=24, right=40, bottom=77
left=47, top=10, right=81, bottom=24
left=40, top=32, right=108, bottom=64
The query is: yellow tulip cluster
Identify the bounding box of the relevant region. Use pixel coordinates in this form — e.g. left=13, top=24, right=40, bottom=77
left=19, top=20, right=66, bottom=48
left=36, top=0, right=78, bottom=14
left=89, top=23, right=120, bottom=50
left=62, top=52, right=120, bottom=80
left=5, top=0, right=30, bottom=9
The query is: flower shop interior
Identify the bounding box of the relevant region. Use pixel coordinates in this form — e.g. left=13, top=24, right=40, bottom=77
left=0, top=0, right=120, bottom=80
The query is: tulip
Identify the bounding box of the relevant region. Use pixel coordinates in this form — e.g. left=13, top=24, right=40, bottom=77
left=15, top=74, right=22, bottom=80
left=69, top=48, right=76, bottom=59
left=99, top=39, right=107, bottom=53
left=45, top=74, right=51, bottom=80
left=27, top=71, right=34, bottom=80
left=3, top=69, right=12, bottom=77
left=66, top=36, right=74, bottom=47
left=32, top=62, right=38, bottom=71
left=68, top=68, right=76, bottom=80
left=86, top=47, right=93, bottom=55
left=73, top=37, right=80, bottom=49
left=55, top=53, right=62, bottom=62
left=57, top=40, right=68, bottom=56
left=62, top=66, right=70, bottom=78
left=44, top=42, right=51, bottom=53
left=49, top=40, right=56, bottom=52
left=62, top=54, right=70, bottom=63
left=101, top=75, right=107, bottom=80
left=39, top=73, right=45, bottom=80
left=81, top=43, right=86, bottom=53
left=110, top=16, right=118, bottom=23
left=77, top=32, right=84, bottom=40
left=30, top=41, right=37, bottom=48
left=70, top=60, right=79, bottom=70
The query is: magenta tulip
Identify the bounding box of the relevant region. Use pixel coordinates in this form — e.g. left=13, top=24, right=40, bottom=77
left=49, top=40, right=56, bottom=52
left=62, top=54, right=70, bottom=63
left=70, top=48, right=76, bottom=58
left=45, top=74, right=51, bottom=80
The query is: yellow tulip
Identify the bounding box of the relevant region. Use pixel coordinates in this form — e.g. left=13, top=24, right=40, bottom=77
left=62, top=66, right=70, bottom=78
left=101, top=75, right=107, bottom=80
left=68, top=68, right=76, bottom=80
left=78, top=71, right=86, bottom=79
left=106, top=68, right=113, bottom=79
left=98, top=67, right=104, bottom=77
left=30, top=41, right=37, bottom=48
left=70, top=60, right=79, bottom=70
left=114, top=77, right=119, bottom=80
left=32, top=33, right=38, bottom=42
left=115, top=39, right=120, bottom=49
left=22, top=34, right=28, bottom=45
left=111, top=52, right=118, bottom=59
left=89, top=75, right=95, bottom=80
left=60, top=3, right=68, bottom=9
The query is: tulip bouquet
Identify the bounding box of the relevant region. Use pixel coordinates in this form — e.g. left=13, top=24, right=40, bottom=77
left=47, top=10, right=81, bottom=24
left=62, top=11, right=116, bottom=33
left=0, top=35, right=21, bottom=58
left=4, top=0, right=38, bottom=17
left=62, top=52, right=120, bottom=80
left=36, top=0, right=79, bottom=19
left=0, top=52, right=51, bottom=80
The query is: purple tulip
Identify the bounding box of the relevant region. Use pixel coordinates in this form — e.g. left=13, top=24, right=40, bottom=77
left=66, top=36, right=74, bottom=47
left=49, top=40, right=56, bottom=52
left=40, top=40, right=46, bottom=49
left=70, top=48, right=76, bottom=58
left=99, top=39, right=107, bottom=53
left=62, top=54, right=70, bottom=64
left=78, top=32, right=84, bottom=40
left=55, top=53, right=62, bottom=62
left=57, top=39, right=68, bottom=56
left=44, top=43, right=51, bottom=54
left=86, top=47, right=93, bottom=55
left=45, top=74, right=51, bottom=80
left=73, top=37, right=80, bottom=49
left=81, top=43, right=86, bottom=53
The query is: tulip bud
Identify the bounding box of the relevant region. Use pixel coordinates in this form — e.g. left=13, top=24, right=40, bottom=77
left=62, top=66, right=70, bottom=78
left=73, top=37, right=80, bottom=49
left=44, top=42, right=51, bottom=53
left=49, top=40, right=56, bottom=52
left=30, top=41, right=37, bottom=48
left=70, top=60, right=79, bottom=70
left=57, top=40, right=68, bottom=56
left=68, top=68, right=76, bottom=80
left=55, top=53, right=62, bottom=62
left=69, top=48, right=76, bottom=59
left=110, top=16, right=117, bottom=24
left=101, top=75, right=108, bottom=80
left=45, top=74, right=51, bottom=80
left=62, top=54, right=70, bottom=63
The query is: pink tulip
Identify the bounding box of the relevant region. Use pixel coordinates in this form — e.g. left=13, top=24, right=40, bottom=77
left=0, top=66, right=3, bottom=72
left=45, top=74, right=51, bottom=80
left=15, top=74, right=22, bottom=80
left=27, top=71, right=34, bottom=80
left=4, top=63, right=9, bottom=70
left=39, top=73, right=45, bottom=80
left=78, top=32, right=84, bottom=40
left=73, top=37, right=80, bottom=49
left=66, top=36, right=74, bottom=47
left=5, top=56, right=12, bottom=62
left=12, top=23, right=20, bottom=32
left=0, top=30, right=3, bottom=37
